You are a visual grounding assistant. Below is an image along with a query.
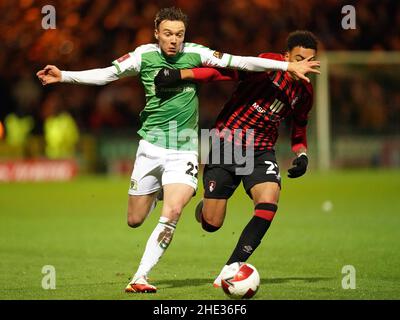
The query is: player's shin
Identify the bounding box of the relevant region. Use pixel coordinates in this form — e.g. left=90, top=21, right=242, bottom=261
left=226, top=203, right=277, bottom=265
left=131, top=216, right=177, bottom=281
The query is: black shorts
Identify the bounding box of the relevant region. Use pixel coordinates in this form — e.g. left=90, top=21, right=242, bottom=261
left=203, top=144, right=281, bottom=199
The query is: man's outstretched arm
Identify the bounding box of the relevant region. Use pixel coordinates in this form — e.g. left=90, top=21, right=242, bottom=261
left=202, top=51, right=320, bottom=83
left=36, top=47, right=144, bottom=86
left=155, top=51, right=320, bottom=87
left=228, top=55, right=320, bottom=83
left=183, top=46, right=320, bottom=82
left=36, top=65, right=120, bottom=86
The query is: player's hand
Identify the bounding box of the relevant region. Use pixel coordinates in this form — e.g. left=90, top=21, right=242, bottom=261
left=154, top=68, right=181, bottom=87
left=288, top=154, right=308, bottom=178
left=36, top=65, right=62, bottom=86
left=287, top=56, right=320, bottom=83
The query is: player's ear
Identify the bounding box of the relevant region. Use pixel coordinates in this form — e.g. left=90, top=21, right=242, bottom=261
left=154, top=29, right=159, bottom=40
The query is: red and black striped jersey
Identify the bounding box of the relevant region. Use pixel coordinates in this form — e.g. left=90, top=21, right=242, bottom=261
left=193, top=53, right=314, bottom=152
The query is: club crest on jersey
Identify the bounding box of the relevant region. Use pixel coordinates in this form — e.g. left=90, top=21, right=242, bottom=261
left=213, top=51, right=224, bottom=59
left=208, top=180, right=216, bottom=192
left=117, top=53, right=130, bottom=63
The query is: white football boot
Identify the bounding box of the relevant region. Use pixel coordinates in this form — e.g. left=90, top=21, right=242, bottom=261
left=213, top=265, right=229, bottom=288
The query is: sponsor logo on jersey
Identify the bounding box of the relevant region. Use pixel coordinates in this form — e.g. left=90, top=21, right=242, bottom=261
left=213, top=51, right=224, bottom=59
left=130, top=179, right=138, bottom=191
left=117, top=53, right=130, bottom=63
left=158, top=86, right=196, bottom=93
left=209, top=180, right=216, bottom=192
left=252, top=102, right=266, bottom=113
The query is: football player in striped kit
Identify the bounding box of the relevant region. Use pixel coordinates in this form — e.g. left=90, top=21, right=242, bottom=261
left=155, top=30, right=319, bottom=287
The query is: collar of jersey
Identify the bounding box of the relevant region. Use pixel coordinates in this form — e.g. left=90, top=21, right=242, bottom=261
left=157, top=43, right=184, bottom=62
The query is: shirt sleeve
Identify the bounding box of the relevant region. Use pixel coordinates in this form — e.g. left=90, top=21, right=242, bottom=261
left=198, top=48, right=289, bottom=72
left=196, top=52, right=285, bottom=82
left=229, top=55, right=289, bottom=72
left=191, top=68, right=239, bottom=82
left=60, top=46, right=144, bottom=85
left=61, top=66, right=119, bottom=85
left=291, top=87, right=314, bottom=153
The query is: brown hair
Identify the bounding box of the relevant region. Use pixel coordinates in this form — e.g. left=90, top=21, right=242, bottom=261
left=154, top=7, right=188, bottom=29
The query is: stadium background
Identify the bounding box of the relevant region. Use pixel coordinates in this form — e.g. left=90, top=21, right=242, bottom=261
left=0, top=0, right=399, bottom=300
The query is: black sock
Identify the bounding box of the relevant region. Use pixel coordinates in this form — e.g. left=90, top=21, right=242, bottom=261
left=226, top=203, right=277, bottom=265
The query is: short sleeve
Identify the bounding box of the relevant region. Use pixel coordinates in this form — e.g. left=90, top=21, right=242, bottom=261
left=293, top=86, right=314, bottom=126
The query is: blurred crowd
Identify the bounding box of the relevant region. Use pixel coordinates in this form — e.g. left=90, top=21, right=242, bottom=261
left=1, top=0, right=399, bottom=138
left=331, top=66, right=400, bottom=134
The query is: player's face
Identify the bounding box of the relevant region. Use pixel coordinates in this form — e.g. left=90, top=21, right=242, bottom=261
left=285, top=46, right=317, bottom=81
left=155, top=20, right=185, bottom=57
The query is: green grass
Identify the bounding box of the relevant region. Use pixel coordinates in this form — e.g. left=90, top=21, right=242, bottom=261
left=0, top=170, right=399, bottom=300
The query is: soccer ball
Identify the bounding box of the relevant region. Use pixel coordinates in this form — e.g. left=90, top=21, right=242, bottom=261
left=221, top=262, right=260, bottom=299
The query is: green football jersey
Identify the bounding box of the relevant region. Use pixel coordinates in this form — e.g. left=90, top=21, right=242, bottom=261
left=112, top=43, right=233, bottom=151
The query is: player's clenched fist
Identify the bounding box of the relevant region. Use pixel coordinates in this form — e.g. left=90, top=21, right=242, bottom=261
left=36, top=65, right=62, bottom=86
left=287, top=154, right=309, bottom=178
left=154, top=68, right=182, bottom=87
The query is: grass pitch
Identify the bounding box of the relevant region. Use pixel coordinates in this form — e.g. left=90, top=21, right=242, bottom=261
left=0, top=170, right=399, bottom=300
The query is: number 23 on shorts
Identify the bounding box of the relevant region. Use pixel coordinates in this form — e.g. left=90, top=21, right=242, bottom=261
left=186, top=161, right=199, bottom=178
left=264, top=160, right=278, bottom=175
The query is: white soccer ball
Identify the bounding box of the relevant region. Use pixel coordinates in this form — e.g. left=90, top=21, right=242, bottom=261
left=221, top=262, right=260, bottom=299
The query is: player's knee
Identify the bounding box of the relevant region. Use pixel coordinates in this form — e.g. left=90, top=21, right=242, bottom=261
left=162, top=205, right=183, bottom=221
left=201, top=215, right=222, bottom=232
left=201, top=206, right=225, bottom=232
left=127, top=215, right=144, bottom=228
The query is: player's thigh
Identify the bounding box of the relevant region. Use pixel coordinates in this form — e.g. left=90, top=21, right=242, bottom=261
left=242, top=151, right=281, bottom=203
left=127, top=193, right=157, bottom=227
left=249, top=182, right=280, bottom=205
left=128, top=140, right=163, bottom=196
left=161, top=183, right=195, bottom=221
left=163, top=150, right=199, bottom=195
left=203, top=164, right=240, bottom=226
left=126, top=140, right=164, bottom=226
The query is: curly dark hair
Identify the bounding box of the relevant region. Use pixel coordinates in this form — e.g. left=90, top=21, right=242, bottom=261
left=287, top=30, right=319, bottom=52
left=154, top=7, right=188, bottom=29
